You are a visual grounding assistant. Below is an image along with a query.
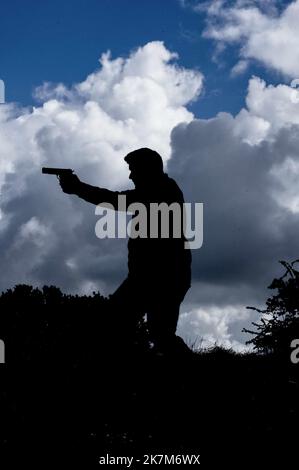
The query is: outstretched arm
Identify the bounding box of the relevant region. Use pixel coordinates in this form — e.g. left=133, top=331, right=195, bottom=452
left=59, top=173, right=135, bottom=209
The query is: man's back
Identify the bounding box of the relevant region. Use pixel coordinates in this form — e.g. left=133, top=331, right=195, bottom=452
left=127, top=173, right=191, bottom=293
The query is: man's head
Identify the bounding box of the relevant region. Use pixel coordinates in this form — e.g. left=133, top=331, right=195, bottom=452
left=124, top=148, right=164, bottom=188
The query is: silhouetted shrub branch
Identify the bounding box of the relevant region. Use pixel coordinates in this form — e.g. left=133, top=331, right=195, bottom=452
left=243, top=260, right=299, bottom=356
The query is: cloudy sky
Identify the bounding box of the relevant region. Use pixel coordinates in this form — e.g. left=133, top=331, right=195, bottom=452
left=1, top=0, right=299, bottom=350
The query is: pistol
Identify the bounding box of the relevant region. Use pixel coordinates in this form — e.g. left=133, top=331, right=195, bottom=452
left=42, top=167, right=74, bottom=177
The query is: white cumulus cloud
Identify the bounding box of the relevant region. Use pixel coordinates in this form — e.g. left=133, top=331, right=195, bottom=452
left=168, top=74, right=299, bottom=346
left=202, top=0, right=299, bottom=78
left=178, top=304, right=251, bottom=351
left=0, top=41, right=203, bottom=296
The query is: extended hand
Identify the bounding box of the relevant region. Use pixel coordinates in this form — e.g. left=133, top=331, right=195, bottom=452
left=59, top=173, right=81, bottom=195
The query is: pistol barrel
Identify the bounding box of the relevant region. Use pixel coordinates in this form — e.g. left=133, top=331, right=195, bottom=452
left=42, top=167, right=73, bottom=175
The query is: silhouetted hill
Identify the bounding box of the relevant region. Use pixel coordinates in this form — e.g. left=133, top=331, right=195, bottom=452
left=0, top=283, right=298, bottom=468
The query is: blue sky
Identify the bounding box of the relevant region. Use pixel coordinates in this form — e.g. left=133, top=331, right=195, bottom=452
left=0, top=0, right=285, bottom=118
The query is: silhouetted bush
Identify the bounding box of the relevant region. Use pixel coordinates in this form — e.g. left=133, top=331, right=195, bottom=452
left=243, top=260, right=299, bottom=358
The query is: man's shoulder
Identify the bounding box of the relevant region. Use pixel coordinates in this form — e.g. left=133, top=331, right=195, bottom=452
left=162, top=174, right=184, bottom=200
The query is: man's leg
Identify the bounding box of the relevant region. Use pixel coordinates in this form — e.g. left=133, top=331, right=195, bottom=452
left=146, top=281, right=191, bottom=352
left=108, top=277, right=146, bottom=333
left=146, top=299, right=180, bottom=349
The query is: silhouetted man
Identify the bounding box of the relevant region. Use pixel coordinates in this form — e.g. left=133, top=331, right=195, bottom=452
left=59, top=148, right=191, bottom=352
